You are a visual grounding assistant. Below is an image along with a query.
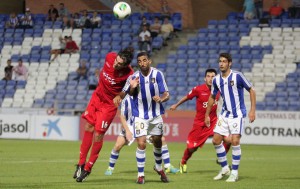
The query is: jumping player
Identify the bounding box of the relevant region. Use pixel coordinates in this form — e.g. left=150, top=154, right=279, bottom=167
left=73, top=47, right=134, bottom=182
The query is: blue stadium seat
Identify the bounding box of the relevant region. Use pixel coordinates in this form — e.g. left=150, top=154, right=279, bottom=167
left=256, top=102, right=265, bottom=110
left=277, top=101, right=288, bottom=110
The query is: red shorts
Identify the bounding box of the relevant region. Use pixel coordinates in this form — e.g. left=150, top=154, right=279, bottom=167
left=186, top=119, right=217, bottom=149
left=82, top=93, right=117, bottom=134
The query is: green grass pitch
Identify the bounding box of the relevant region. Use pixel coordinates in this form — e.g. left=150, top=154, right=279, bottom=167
left=0, top=139, right=299, bottom=189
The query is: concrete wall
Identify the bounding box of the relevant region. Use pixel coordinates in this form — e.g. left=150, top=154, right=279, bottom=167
left=0, top=0, right=24, bottom=14
left=25, top=0, right=110, bottom=14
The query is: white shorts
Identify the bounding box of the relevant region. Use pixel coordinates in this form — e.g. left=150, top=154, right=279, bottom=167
left=213, top=114, right=245, bottom=136
left=133, top=116, right=164, bottom=138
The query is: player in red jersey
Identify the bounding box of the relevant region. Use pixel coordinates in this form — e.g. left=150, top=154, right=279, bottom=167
left=169, top=68, right=231, bottom=173
left=74, top=47, right=134, bottom=182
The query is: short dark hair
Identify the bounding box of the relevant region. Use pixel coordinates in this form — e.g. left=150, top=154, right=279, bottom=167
left=118, top=47, right=134, bottom=65
left=219, top=53, right=232, bottom=62
left=137, top=51, right=150, bottom=59
left=205, top=68, right=217, bottom=76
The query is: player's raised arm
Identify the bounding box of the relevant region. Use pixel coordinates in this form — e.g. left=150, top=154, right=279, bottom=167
left=248, top=87, right=256, bottom=123
left=205, top=94, right=216, bottom=127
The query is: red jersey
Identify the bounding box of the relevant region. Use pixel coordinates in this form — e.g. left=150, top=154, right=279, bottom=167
left=65, top=41, right=79, bottom=50
left=95, top=52, right=133, bottom=105
left=186, top=84, right=219, bottom=126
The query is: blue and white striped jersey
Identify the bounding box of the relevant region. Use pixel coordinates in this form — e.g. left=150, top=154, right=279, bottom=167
left=120, top=95, right=134, bottom=126
left=211, top=70, right=252, bottom=118
left=122, top=67, right=168, bottom=119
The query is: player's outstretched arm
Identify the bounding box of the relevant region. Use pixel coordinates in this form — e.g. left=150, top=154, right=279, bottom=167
left=248, top=87, right=256, bottom=123
left=170, top=96, right=188, bottom=111
left=205, top=94, right=216, bottom=127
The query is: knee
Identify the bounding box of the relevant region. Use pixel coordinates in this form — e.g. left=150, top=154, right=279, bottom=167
left=94, top=132, right=104, bottom=142
left=114, top=144, right=122, bottom=152
left=152, top=135, right=162, bottom=148
left=85, top=123, right=94, bottom=132
left=188, top=147, right=197, bottom=153
left=231, top=139, right=240, bottom=146
left=212, top=138, right=222, bottom=145
left=137, top=141, right=146, bottom=150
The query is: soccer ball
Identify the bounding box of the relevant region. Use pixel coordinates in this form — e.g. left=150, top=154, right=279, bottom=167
left=113, top=2, right=131, bottom=20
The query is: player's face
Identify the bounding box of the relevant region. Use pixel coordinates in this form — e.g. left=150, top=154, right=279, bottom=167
left=204, top=72, right=216, bottom=86
left=219, top=57, right=231, bottom=73
left=113, top=55, right=127, bottom=70
left=137, top=55, right=151, bottom=73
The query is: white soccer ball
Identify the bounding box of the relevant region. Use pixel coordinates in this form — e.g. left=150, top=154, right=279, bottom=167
left=113, top=2, right=131, bottom=20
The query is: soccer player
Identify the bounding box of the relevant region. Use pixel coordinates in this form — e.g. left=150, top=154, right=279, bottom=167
left=73, top=47, right=134, bottom=182
left=205, top=53, right=256, bottom=182
left=104, top=96, right=179, bottom=176
left=170, top=68, right=231, bottom=173
left=116, top=52, right=170, bottom=184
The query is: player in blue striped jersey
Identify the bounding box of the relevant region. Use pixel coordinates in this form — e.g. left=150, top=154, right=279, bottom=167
left=205, top=53, right=256, bottom=182
left=121, top=52, right=170, bottom=184
left=104, top=95, right=179, bottom=176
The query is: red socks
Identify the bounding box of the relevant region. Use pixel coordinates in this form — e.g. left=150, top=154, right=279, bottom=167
left=181, top=148, right=194, bottom=165
left=78, top=131, right=94, bottom=165
left=85, top=140, right=103, bottom=172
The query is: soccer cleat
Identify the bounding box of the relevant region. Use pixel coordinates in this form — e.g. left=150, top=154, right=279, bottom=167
left=104, top=167, right=113, bottom=176
left=136, top=176, right=145, bottom=184
left=179, top=162, right=187, bottom=173
left=213, top=167, right=231, bottom=180
left=165, top=165, right=180, bottom=174
left=153, top=166, right=169, bottom=183
left=73, top=164, right=85, bottom=179
left=226, top=173, right=238, bottom=182
left=76, top=169, right=91, bottom=182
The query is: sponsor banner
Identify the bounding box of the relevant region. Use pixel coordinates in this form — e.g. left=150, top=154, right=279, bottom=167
left=80, top=111, right=300, bottom=146
left=32, top=115, right=79, bottom=141
left=0, top=114, right=31, bottom=139
left=242, top=111, right=300, bottom=146
left=79, top=111, right=196, bottom=142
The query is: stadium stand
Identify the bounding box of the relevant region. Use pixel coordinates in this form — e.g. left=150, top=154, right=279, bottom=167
left=0, top=12, right=182, bottom=114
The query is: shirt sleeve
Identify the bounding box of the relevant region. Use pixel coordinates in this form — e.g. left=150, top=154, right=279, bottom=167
left=156, top=71, right=168, bottom=94
left=186, top=87, right=197, bottom=100
left=211, top=78, right=219, bottom=96
left=237, top=73, right=252, bottom=91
